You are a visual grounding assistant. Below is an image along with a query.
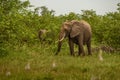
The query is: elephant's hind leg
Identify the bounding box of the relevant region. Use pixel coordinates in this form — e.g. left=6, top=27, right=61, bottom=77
left=87, top=40, right=92, bottom=55
left=78, top=35, right=85, bottom=56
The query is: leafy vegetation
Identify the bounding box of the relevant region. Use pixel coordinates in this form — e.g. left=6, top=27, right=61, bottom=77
left=0, top=44, right=120, bottom=80
left=0, top=0, right=120, bottom=79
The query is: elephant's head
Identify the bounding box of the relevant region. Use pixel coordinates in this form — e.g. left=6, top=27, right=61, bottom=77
left=59, top=21, right=72, bottom=41
left=56, top=20, right=81, bottom=55
left=59, top=20, right=81, bottom=41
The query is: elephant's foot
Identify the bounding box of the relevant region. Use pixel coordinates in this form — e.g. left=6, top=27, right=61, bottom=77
left=71, top=53, right=75, bottom=56
left=77, top=53, right=85, bottom=56
left=81, top=53, right=85, bottom=56
left=78, top=53, right=84, bottom=56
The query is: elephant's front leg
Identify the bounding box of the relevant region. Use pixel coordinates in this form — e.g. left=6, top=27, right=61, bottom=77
left=68, top=38, right=74, bottom=56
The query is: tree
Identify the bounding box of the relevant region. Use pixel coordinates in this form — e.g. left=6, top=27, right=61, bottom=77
left=117, top=3, right=120, bottom=12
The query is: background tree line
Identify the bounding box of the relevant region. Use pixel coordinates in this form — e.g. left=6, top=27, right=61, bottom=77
left=0, top=0, right=120, bottom=54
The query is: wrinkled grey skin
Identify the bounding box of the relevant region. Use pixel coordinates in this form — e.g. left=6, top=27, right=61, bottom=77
left=56, top=20, right=92, bottom=56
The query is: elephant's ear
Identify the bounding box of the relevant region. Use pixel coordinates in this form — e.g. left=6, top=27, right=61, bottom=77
left=70, top=25, right=81, bottom=38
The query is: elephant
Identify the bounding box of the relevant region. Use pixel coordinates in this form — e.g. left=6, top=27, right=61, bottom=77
left=55, top=20, right=92, bottom=56
left=38, top=29, right=47, bottom=41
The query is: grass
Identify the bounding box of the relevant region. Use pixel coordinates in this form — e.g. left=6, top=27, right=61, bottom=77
left=0, top=43, right=120, bottom=80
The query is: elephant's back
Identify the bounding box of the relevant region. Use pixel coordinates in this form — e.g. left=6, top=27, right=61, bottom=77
left=71, top=20, right=92, bottom=39
left=71, top=20, right=91, bottom=32
left=80, top=20, right=91, bottom=31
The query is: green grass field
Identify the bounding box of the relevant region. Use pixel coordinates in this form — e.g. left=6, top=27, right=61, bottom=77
left=0, top=44, right=120, bottom=80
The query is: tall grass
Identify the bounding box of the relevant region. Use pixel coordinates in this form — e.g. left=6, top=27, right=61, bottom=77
left=0, top=43, right=120, bottom=80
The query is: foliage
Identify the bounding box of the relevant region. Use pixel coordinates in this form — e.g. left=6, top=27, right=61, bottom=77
left=1, top=0, right=120, bottom=47
left=0, top=0, right=120, bottom=54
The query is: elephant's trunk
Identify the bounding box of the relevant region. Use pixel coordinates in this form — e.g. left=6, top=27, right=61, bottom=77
left=55, top=32, right=65, bottom=55
left=55, top=41, right=62, bottom=55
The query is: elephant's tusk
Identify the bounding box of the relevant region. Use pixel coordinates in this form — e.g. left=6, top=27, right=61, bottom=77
left=59, top=37, right=64, bottom=42
left=59, top=33, right=65, bottom=42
